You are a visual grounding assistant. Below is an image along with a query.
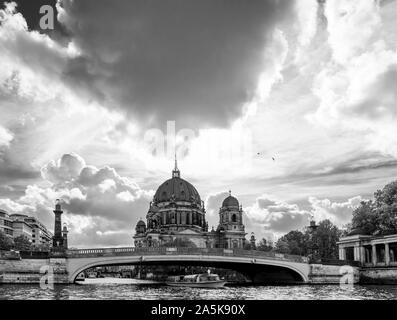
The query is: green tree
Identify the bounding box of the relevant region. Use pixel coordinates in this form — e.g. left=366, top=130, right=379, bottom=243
left=0, top=230, right=14, bottom=251
left=14, top=235, right=32, bottom=251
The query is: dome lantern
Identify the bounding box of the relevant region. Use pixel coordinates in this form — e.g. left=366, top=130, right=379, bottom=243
left=172, top=153, right=180, bottom=178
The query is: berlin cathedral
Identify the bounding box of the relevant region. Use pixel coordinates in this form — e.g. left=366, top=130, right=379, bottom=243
left=133, top=161, right=247, bottom=249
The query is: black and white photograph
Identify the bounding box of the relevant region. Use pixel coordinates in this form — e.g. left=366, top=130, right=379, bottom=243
left=1, top=0, right=397, bottom=310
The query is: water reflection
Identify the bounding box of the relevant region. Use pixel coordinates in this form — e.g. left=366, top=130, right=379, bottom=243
left=1, top=284, right=397, bottom=300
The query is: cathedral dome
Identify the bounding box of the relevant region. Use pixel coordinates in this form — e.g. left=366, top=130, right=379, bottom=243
left=153, top=159, right=202, bottom=205
left=135, top=219, right=146, bottom=234
left=222, top=195, right=239, bottom=208
left=153, top=176, right=201, bottom=205
left=136, top=219, right=146, bottom=227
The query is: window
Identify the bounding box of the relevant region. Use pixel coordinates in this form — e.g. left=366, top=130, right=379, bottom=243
left=232, top=214, right=237, bottom=223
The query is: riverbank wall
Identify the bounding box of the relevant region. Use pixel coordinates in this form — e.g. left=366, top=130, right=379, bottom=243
left=0, top=258, right=69, bottom=284
left=360, top=267, right=397, bottom=284
left=308, top=264, right=360, bottom=284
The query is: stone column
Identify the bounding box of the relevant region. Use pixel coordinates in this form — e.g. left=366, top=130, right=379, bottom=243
left=339, top=248, right=346, bottom=260
left=385, top=243, right=390, bottom=266
left=360, top=246, right=366, bottom=264
left=354, top=246, right=360, bottom=262
left=372, top=244, right=377, bottom=266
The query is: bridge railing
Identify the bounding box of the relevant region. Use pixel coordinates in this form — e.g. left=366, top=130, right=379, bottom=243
left=65, top=247, right=309, bottom=263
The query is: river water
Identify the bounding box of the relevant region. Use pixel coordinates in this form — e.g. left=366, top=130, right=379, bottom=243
left=1, top=284, right=397, bottom=300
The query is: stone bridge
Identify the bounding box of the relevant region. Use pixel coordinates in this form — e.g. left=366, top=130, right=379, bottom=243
left=65, top=247, right=311, bottom=284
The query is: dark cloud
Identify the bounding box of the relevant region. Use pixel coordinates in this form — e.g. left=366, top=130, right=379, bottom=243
left=58, top=0, right=293, bottom=128
left=0, top=147, right=40, bottom=184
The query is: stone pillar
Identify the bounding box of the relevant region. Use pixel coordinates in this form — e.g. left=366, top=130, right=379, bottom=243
left=360, top=246, right=366, bottom=264
left=385, top=243, right=390, bottom=266
left=372, top=244, right=377, bottom=266
left=339, top=248, right=346, bottom=260
left=354, top=246, right=360, bottom=262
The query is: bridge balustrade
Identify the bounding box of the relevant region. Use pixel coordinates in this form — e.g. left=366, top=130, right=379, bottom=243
left=65, top=247, right=308, bottom=263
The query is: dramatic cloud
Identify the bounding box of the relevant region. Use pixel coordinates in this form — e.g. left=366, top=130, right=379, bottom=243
left=56, top=0, right=294, bottom=128
left=1, top=1, right=397, bottom=247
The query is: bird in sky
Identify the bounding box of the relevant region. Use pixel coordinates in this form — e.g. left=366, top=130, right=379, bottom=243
left=256, top=153, right=276, bottom=161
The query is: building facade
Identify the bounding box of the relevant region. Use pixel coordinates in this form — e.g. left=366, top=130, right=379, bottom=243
left=133, top=163, right=247, bottom=249
left=0, top=209, right=14, bottom=237
left=0, top=209, right=53, bottom=247
left=338, top=233, right=397, bottom=266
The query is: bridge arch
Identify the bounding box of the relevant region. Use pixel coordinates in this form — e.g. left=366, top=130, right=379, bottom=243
left=67, top=254, right=309, bottom=283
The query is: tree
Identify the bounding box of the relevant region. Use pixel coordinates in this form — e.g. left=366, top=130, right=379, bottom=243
left=14, top=235, right=32, bottom=251
left=0, top=230, right=14, bottom=251
left=351, top=200, right=378, bottom=235
left=275, top=230, right=309, bottom=256
left=273, top=220, right=342, bottom=259
left=311, top=219, right=341, bottom=260
left=274, top=239, right=290, bottom=254
left=352, top=181, right=397, bottom=235
left=256, top=238, right=273, bottom=252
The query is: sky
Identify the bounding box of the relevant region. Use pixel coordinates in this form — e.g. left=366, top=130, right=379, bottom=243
left=1, top=0, right=397, bottom=248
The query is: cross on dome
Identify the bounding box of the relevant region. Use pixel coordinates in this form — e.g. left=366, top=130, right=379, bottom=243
left=172, top=152, right=180, bottom=178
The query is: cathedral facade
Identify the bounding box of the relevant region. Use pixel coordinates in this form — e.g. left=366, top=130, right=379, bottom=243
left=133, top=162, right=247, bottom=249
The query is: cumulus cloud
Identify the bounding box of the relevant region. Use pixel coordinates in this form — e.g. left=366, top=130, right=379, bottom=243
left=307, top=0, right=397, bottom=158
left=245, top=195, right=311, bottom=236
left=0, top=125, right=13, bottom=146
left=325, top=0, right=381, bottom=64
left=309, top=196, right=364, bottom=226
left=0, top=153, right=153, bottom=247
left=295, top=0, right=319, bottom=48
left=244, top=193, right=365, bottom=239
left=41, top=153, right=86, bottom=184
left=204, top=191, right=229, bottom=228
